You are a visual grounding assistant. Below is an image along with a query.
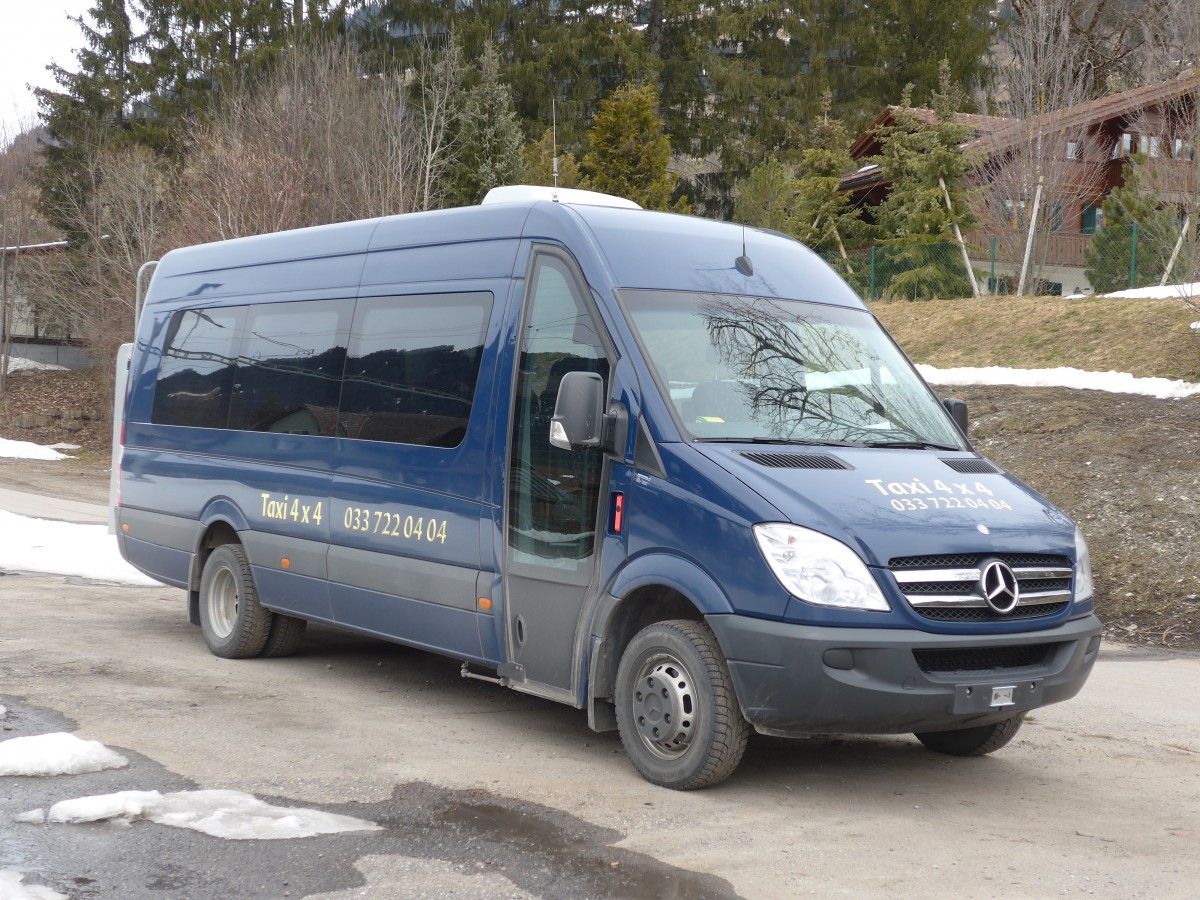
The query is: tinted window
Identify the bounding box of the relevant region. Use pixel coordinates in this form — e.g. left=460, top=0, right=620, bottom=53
left=152, top=307, right=242, bottom=428
left=227, top=300, right=350, bottom=434
left=339, top=293, right=492, bottom=447
left=508, top=255, right=609, bottom=567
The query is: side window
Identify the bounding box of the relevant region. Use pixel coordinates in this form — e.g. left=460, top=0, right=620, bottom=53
left=152, top=307, right=242, bottom=428
left=227, top=299, right=350, bottom=434
left=339, top=292, right=492, bottom=447
left=508, top=253, right=610, bottom=567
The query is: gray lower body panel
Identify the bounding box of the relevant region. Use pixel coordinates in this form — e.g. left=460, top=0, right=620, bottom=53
left=707, top=613, right=1102, bottom=736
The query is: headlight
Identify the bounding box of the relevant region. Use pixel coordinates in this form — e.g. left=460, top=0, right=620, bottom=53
left=753, top=523, right=890, bottom=612
left=1073, top=527, right=1094, bottom=603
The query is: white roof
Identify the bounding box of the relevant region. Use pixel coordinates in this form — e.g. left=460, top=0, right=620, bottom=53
left=481, top=185, right=641, bottom=210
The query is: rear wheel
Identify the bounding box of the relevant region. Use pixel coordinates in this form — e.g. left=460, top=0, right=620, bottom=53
left=198, top=544, right=272, bottom=659
left=261, top=614, right=307, bottom=658
left=914, top=714, right=1023, bottom=756
left=614, top=620, right=749, bottom=790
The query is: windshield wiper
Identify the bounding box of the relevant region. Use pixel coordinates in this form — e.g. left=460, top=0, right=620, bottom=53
left=863, top=439, right=961, bottom=451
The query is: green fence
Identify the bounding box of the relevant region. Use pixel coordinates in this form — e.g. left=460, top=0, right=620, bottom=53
left=819, top=221, right=1196, bottom=300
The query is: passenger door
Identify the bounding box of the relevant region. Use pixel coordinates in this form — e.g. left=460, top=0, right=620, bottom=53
left=504, top=248, right=612, bottom=701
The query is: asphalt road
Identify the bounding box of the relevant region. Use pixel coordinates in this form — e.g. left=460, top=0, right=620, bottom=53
left=1, top=491, right=1199, bottom=898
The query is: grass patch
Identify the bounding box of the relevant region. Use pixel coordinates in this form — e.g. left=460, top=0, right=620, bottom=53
left=872, top=295, right=1200, bottom=380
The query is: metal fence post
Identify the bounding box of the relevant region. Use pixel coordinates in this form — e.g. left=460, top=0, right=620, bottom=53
left=990, top=236, right=996, bottom=293
left=1129, top=222, right=1138, bottom=290
left=869, top=246, right=876, bottom=302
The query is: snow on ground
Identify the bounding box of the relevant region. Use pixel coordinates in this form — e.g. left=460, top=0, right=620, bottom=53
left=4, top=358, right=67, bottom=375
left=0, top=511, right=158, bottom=585
left=0, top=438, right=72, bottom=461
left=0, top=733, right=128, bottom=777
left=0, top=870, right=66, bottom=900
left=919, top=364, right=1200, bottom=399
left=3, top=729, right=382, bottom=840
left=31, top=788, right=383, bottom=840
left=1065, top=281, right=1200, bottom=301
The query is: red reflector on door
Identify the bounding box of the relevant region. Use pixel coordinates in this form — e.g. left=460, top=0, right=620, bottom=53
left=612, top=492, right=624, bottom=534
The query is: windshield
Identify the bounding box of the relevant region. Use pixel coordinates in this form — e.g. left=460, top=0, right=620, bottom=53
left=622, top=290, right=967, bottom=449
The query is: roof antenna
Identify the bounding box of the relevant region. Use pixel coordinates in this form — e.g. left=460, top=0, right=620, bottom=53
left=735, top=224, right=753, bottom=276
left=551, top=99, right=560, bottom=200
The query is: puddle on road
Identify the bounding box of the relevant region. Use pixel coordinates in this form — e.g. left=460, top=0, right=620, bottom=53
left=441, top=800, right=737, bottom=899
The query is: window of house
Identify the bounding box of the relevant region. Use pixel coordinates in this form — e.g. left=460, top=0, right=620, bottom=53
left=1066, top=141, right=1078, bottom=160
left=1081, top=204, right=1104, bottom=235
left=1148, top=136, right=1161, bottom=158
left=1049, top=202, right=1064, bottom=233
left=1138, top=134, right=1150, bottom=155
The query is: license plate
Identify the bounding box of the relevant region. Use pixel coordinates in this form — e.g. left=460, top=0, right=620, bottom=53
left=990, top=685, right=1016, bottom=707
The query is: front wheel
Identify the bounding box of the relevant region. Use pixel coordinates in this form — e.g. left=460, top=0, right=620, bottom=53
left=614, top=620, right=749, bottom=790
left=914, top=714, right=1024, bottom=756
left=198, top=544, right=272, bottom=659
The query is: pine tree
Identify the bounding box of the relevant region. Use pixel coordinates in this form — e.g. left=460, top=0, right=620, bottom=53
left=35, top=1, right=148, bottom=239
left=870, top=63, right=977, bottom=299
left=792, top=93, right=867, bottom=257
left=521, top=128, right=585, bottom=190
left=1084, top=153, right=1181, bottom=291
left=733, top=161, right=797, bottom=234
left=443, top=41, right=525, bottom=207
left=581, top=82, right=688, bottom=212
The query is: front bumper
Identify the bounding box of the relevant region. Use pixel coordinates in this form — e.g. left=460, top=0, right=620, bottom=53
left=706, top=613, right=1102, bottom=737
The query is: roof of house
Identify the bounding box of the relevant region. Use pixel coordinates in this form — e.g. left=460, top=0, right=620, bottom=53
left=840, top=70, right=1200, bottom=193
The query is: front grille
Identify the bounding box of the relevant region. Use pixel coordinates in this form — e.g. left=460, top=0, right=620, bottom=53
left=918, top=602, right=1070, bottom=622
left=914, top=644, right=1053, bottom=674
left=890, top=553, right=1073, bottom=622
left=891, top=553, right=1070, bottom=570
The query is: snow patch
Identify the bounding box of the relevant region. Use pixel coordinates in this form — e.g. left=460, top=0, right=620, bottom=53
left=4, top=358, right=68, bottom=374
left=0, top=511, right=159, bottom=585
left=0, top=733, right=128, bottom=777
left=918, top=364, right=1200, bottom=399
left=0, top=705, right=6, bottom=719
left=42, top=789, right=382, bottom=840
left=0, top=870, right=67, bottom=900
left=1094, top=281, right=1200, bottom=301
left=0, top=438, right=70, bottom=461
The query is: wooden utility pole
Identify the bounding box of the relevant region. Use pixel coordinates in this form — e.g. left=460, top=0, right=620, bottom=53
left=940, top=177, right=979, bottom=297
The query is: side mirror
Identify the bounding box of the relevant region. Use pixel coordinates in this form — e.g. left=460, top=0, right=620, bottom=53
left=550, top=371, right=606, bottom=451
left=943, top=397, right=969, bottom=436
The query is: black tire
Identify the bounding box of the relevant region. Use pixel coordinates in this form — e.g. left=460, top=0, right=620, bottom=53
left=198, top=544, right=272, bottom=659
left=614, top=620, right=749, bottom=790
left=261, top=614, right=307, bottom=658
left=914, top=714, right=1024, bottom=756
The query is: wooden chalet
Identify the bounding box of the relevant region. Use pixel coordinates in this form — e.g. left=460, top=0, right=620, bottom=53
left=840, top=72, right=1199, bottom=295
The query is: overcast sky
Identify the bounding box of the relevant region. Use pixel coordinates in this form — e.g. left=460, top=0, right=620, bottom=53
left=0, top=0, right=93, bottom=141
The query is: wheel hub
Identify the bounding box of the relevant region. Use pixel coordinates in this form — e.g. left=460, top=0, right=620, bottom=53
left=632, top=657, right=696, bottom=759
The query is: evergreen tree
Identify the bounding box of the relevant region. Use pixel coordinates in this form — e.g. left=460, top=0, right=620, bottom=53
left=581, top=82, right=688, bottom=212
left=792, top=93, right=867, bottom=256
left=35, top=1, right=148, bottom=239
left=521, top=127, right=585, bottom=190
left=732, top=160, right=797, bottom=234
left=139, top=0, right=295, bottom=124
left=870, top=64, right=977, bottom=299
left=359, top=2, right=655, bottom=149
left=1084, top=153, right=1181, bottom=292
left=443, top=41, right=524, bottom=207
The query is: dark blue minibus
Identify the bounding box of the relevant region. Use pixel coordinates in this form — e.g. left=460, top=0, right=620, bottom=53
left=115, top=186, right=1101, bottom=788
